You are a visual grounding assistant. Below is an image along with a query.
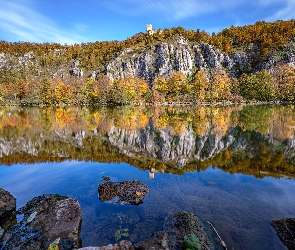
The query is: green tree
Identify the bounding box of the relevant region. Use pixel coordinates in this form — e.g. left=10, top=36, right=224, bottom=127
left=239, top=70, right=274, bottom=101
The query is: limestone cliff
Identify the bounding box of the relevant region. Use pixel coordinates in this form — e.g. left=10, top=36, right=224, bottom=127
left=1, top=35, right=295, bottom=84
left=105, top=35, right=295, bottom=84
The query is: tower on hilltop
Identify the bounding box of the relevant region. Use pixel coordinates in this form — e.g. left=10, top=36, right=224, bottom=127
left=146, top=24, right=154, bottom=35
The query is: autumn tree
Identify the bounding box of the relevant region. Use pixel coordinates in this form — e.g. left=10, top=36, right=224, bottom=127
left=271, top=64, right=295, bottom=101
left=153, top=77, right=168, bottom=102
left=96, top=74, right=113, bottom=104
left=190, top=70, right=208, bottom=102
left=53, top=81, right=73, bottom=104
left=167, top=71, right=189, bottom=101
left=40, top=78, right=53, bottom=105
left=15, top=79, right=29, bottom=102
left=208, top=70, right=232, bottom=101
left=239, top=70, right=274, bottom=101
left=134, top=78, right=151, bottom=103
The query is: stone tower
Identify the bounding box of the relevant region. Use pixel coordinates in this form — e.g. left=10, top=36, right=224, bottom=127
left=146, top=24, right=154, bottom=35
left=146, top=24, right=152, bottom=32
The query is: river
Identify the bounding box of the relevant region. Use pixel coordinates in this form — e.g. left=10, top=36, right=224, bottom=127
left=0, top=104, right=294, bottom=249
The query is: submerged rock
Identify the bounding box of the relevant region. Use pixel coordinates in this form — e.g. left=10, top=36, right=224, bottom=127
left=134, top=231, right=171, bottom=250
left=167, top=212, right=214, bottom=250
left=0, top=188, right=16, bottom=230
left=78, top=240, right=134, bottom=249
left=98, top=179, right=149, bottom=205
left=78, top=211, right=214, bottom=250
left=1, top=194, right=82, bottom=250
left=271, top=218, right=295, bottom=250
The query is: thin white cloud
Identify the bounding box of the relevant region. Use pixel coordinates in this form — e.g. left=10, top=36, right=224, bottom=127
left=0, top=0, right=86, bottom=44
left=102, top=0, right=248, bottom=21
left=103, top=0, right=295, bottom=22
left=260, top=0, right=295, bottom=21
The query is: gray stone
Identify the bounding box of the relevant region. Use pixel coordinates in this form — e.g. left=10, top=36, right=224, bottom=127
left=105, top=35, right=253, bottom=84
left=98, top=180, right=148, bottom=205
left=1, top=194, right=82, bottom=250
left=271, top=218, right=295, bottom=250
left=0, top=188, right=16, bottom=230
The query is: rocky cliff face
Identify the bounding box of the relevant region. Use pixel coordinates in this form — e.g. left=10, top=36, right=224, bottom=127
left=105, top=36, right=295, bottom=84
left=1, top=35, right=295, bottom=83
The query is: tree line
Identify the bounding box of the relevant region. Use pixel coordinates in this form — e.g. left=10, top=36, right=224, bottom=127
left=1, top=63, right=295, bottom=105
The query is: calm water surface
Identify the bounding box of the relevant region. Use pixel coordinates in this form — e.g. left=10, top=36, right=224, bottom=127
left=0, top=105, right=294, bottom=250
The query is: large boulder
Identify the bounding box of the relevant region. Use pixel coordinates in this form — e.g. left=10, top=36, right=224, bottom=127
left=271, top=218, right=295, bottom=250
left=98, top=179, right=149, bottom=205
left=1, top=194, right=82, bottom=250
left=0, top=188, right=16, bottom=230
left=78, top=240, right=134, bottom=249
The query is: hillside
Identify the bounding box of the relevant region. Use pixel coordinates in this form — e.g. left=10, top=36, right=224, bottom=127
left=1, top=20, right=295, bottom=105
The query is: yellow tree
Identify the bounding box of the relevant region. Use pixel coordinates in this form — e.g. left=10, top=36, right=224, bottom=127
left=110, top=77, right=136, bottom=105
left=167, top=71, right=188, bottom=101
left=271, top=64, right=295, bottom=101
left=134, top=78, right=151, bottom=103
left=210, top=70, right=232, bottom=101
left=153, top=77, right=168, bottom=102
left=191, top=70, right=208, bottom=102
left=54, top=81, right=73, bottom=104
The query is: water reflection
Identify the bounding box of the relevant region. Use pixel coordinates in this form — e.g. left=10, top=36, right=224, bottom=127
left=0, top=105, right=294, bottom=179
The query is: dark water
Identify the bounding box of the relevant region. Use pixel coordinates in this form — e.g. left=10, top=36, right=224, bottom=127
left=0, top=105, right=294, bottom=250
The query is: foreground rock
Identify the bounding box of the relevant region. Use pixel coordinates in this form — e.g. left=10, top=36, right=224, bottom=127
left=1, top=194, right=82, bottom=250
left=271, top=218, right=295, bottom=250
left=78, top=240, right=134, bottom=250
left=98, top=178, right=149, bottom=205
left=0, top=188, right=16, bottom=231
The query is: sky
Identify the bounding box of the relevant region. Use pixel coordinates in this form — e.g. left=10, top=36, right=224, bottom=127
left=0, top=0, right=294, bottom=44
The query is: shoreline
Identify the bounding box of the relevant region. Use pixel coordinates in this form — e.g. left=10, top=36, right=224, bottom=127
left=0, top=100, right=293, bottom=108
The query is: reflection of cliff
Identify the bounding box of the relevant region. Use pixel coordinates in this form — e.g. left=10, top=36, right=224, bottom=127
left=0, top=106, right=294, bottom=178
left=108, top=121, right=238, bottom=168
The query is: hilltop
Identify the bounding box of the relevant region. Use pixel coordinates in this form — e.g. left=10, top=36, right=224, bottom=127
left=0, top=20, right=295, bottom=105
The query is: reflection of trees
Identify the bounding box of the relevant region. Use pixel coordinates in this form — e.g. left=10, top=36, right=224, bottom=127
left=238, top=105, right=274, bottom=134
left=0, top=105, right=294, bottom=178
left=272, top=105, right=295, bottom=141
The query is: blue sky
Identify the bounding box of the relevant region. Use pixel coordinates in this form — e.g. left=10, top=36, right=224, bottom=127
left=0, top=0, right=294, bottom=44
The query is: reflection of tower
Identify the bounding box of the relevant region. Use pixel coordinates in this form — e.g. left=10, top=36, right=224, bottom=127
left=148, top=171, right=155, bottom=179
left=148, top=167, right=156, bottom=179
left=149, top=167, right=157, bottom=178
left=148, top=167, right=165, bottom=178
